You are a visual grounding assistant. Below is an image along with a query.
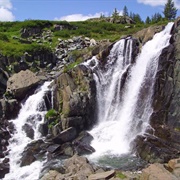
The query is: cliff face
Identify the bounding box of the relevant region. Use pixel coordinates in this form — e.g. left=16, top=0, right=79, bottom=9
left=0, top=20, right=180, bottom=176
left=133, top=19, right=180, bottom=163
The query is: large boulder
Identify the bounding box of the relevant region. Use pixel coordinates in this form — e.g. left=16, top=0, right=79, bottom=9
left=20, top=139, right=46, bottom=167
left=64, top=154, right=95, bottom=179
left=6, top=70, right=41, bottom=100
left=140, top=163, right=179, bottom=180
left=52, top=127, right=77, bottom=144
left=133, top=25, right=164, bottom=45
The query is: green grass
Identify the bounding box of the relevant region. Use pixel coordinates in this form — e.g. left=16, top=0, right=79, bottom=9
left=0, top=19, right=170, bottom=64
left=116, top=172, right=127, bottom=179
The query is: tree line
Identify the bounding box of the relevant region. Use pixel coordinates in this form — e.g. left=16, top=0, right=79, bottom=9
left=102, top=0, right=177, bottom=24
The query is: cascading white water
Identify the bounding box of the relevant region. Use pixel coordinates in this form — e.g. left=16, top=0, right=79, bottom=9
left=3, top=81, right=52, bottom=180
left=84, top=22, right=174, bottom=161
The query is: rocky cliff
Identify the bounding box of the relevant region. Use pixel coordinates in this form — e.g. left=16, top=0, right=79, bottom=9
left=132, top=18, right=180, bottom=163
left=0, top=18, right=180, bottom=178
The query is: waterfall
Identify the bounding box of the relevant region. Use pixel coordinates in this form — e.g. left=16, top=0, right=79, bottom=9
left=3, top=81, right=52, bottom=180
left=84, top=23, right=174, bottom=162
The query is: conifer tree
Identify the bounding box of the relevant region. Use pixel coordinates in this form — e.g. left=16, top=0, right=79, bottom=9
left=163, top=0, right=177, bottom=20
left=112, top=8, right=119, bottom=18
left=145, top=16, right=151, bottom=24
left=123, top=6, right=128, bottom=17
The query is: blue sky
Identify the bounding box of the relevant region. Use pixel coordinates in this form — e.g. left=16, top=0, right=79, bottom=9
left=0, top=0, right=180, bottom=22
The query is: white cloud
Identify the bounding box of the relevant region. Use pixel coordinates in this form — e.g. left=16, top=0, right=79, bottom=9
left=137, top=0, right=180, bottom=9
left=55, top=12, right=108, bottom=22
left=137, top=0, right=166, bottom=6
left=0, top=0, right=15, bottom=21
left=0, top=7, right=15, bottom=21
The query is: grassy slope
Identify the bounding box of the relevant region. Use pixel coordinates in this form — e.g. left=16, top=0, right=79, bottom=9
left=0, top=19, right=169, bottom=59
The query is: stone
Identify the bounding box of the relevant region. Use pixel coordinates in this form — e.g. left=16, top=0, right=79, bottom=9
left=52, top=127, right=77, bottom=144
left=0, top=68, right=9, bottom=97
left=20, top=139, right=45, bottom=166
left=40, top=170, right=61, bottom=180
left=0, top=99, right=20, bottom=119
left=6, top=70, right=40, bottom=100
left=0, top=162, right=9, bottom=179
left=140, top=163, right=178, bottom=180
left=88, top=170, right=115, bottom=180
left=90, top=39, right=97, bottom=46
left=22, top=123, right=34, bottom=139
left=133, top=25, right=164, bottom=45
left=73, top=131, right=95, bottom=155
left=47, top=144, right=61, bottom=153
left=64, top=154, right=95, bottom=179
left=168, top=158, right=180, bottom=170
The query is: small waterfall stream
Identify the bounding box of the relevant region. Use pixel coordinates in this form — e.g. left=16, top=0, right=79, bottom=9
left=83, top=22, right=174, bottom=166
left=3, top=81, right=52, bottom=180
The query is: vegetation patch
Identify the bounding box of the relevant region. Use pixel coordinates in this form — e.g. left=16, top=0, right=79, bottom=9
left=116, top=172, right=127, bottom=179
left=45, top=109, right=58, bottom=119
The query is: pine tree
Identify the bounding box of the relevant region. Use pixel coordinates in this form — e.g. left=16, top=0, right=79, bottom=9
left=163, top=0, right=177, bottom=20
left=145, top=16, right=151, bottom=24
left=132, top=13, right=143, bottom=24
left=123, top=6, right=128, bottom=17
left=112, top=8, right=119, bottom=18
left=151, top=13, right=163, bottom=23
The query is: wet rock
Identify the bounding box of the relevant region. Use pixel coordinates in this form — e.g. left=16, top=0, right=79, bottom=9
left=73, top=131, right=95, bottom=155
left=22, top=123, right=34, bottom=139
left=0, top=161, right=9, bottom=179
left=52, top=127, right=77, bottom=144
left=62, top=116, right=84, bottom=132
left=39, top=123, right=48, bottom=136
left=20, top=139, right=46, bottom=166
left=60, top=142, right=74, bottom=157
left=0, top=68, right=9, bottom=97
left=47, top=144, right=61, bottom=153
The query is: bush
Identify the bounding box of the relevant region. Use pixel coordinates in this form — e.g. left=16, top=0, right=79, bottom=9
left=45, top=109, right=58, bottom=119
left=0, top=33, right=9, bottom=41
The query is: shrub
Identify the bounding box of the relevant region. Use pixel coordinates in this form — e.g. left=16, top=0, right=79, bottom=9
left=45, top=109, right=58, bottom=119
left=0, top=33, right=9, bottom=41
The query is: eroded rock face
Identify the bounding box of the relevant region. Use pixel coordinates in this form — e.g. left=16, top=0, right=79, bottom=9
left=6, top=69, right=41, bottom=100
left=133, top=19, right=180, bottom=163
left=54, top=64, right=96, bottom=132
left=133, top=25, right=164, bottom=45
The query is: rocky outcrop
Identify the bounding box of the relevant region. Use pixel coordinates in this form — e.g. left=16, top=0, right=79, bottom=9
left=133, top=25, right=164, bottom=45
left=88, top=16, right=135, bottom=24
left=133, top=19, right=180, bottom=163
left=6, top=69, right=41, bottom=100
left=140, top=159, right=180, bottom=180
left=53, top=65, right=96, bottom=131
